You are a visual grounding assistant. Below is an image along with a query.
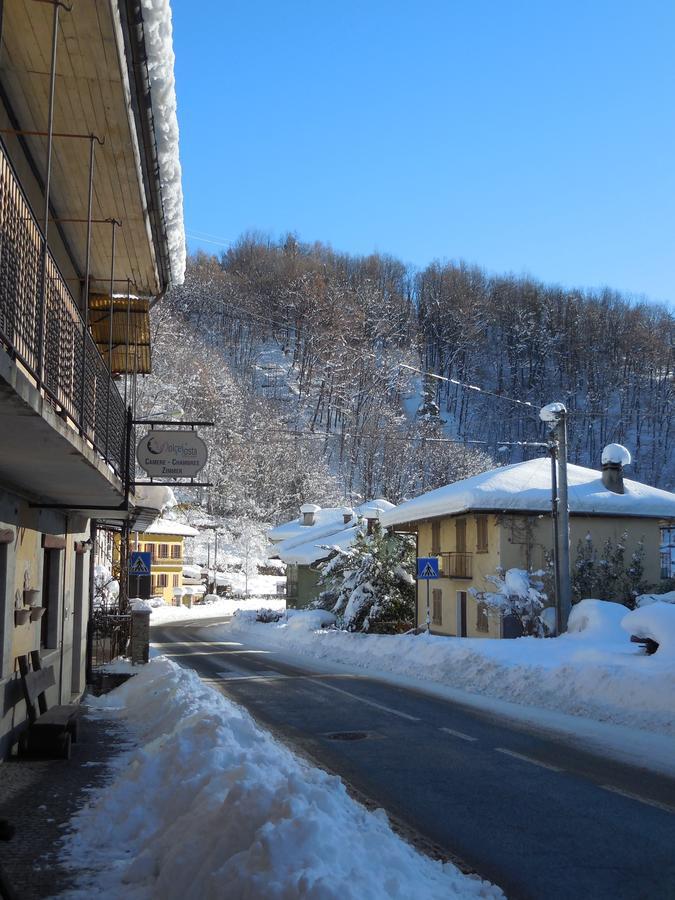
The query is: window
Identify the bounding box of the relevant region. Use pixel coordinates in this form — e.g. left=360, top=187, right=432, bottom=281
left=476, top=516, right=488, bottom=552
left=41, top=548, right=62, bottom=650
left=476, top=601, right=489, bottom=633
left=431, top=521, right=441, bottom=555
left=432, top=589, right=443, bottom=625
left=158, top=544, right=169, bottom=559
left=456, top=519, right=466, bottom=553
left=154, top=573, right=168, bottom=589
left=171, top=544, right=182, bottom=559
left=173, top=574, right=180, bottom=587
left=145, top=543, right=156, bottom=561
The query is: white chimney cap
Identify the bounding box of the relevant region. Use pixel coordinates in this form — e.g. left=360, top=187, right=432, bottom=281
left=300, top=503, right=321, bottom=514
left=601, top=444, right=632, bottom=466
left=341, top=506, right=354, bottom=517
left=539, top=401, right=566, bottom=423
left=363, top=507, right=381, bottom=520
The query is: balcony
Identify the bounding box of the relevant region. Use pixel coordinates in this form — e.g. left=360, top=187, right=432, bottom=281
left=0, top=139, right=131, bottom=505
left=440, top=552, right=473, bottom=579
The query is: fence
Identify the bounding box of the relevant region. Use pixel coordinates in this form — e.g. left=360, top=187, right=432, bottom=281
left=0, top=140, right=128, bottom=479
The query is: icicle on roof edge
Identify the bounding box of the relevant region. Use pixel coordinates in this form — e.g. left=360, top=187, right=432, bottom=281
left=142, top=0, right=186, bottom=286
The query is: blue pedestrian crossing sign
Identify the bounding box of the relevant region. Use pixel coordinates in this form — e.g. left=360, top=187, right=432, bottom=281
left=417, top=557, right=439, bottom=579
left=129, top=551, right=152, bottom=576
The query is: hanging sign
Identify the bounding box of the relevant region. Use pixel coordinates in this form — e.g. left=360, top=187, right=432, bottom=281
left=136, top=431, right=208, bottom=479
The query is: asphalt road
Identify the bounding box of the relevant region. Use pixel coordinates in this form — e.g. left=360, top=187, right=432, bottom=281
left=152, top=617, right=675, bottom=900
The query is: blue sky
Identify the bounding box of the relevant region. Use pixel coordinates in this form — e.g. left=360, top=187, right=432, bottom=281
left=173, top=0, right=674, bottom=303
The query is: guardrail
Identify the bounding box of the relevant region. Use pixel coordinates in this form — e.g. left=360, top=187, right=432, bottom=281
left=0, top=140, right=128, bottom=479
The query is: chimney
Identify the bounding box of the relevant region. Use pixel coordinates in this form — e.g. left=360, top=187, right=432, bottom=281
left=341, top=507, right=354, bottom=525
left=601, top=444, right=631, bottom=495
left=363, top=507, right=380, bottom=535
left=300, top=503, right=320, bottom=526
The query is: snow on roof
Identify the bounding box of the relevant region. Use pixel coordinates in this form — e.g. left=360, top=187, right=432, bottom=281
left=380, top=458, right=675, bottom=527
left=277, top=524, right=364, bottom=566
left=601, top=443, right=632, bottom=466
left=268, top=499, right=395, bottom=546
left=268, top=507, right=347, bottom=544
left=133, top=484, right=176, bottom=512
left=354, top=498, right=395, bottom=515
left=141, top=518, right=199, bottom=537
left=269, top=498, right=394, bottom=565
left=142, top=0, right=185, bottom=286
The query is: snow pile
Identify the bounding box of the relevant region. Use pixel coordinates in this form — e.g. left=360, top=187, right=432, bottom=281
left=224, top=612, right=675, bottom=735
left=140, top=0, right=185, bottom=286
left=622, top=603, right=675, bottom=655
left=129, top=598, right=154, bottom=612
left=61, top=658, right=499, bottom=899
left=284, top=609, right=336, bottom=632
left=637, top=591, right=675, bottom=607
left=149, top=594, right=286, bottom=625
left=134, top=484, right=176, bottom=513
left=567, top=599, right=628, bottom=642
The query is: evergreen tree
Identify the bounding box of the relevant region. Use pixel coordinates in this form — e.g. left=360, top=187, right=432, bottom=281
left=572, top=531, right=649, bottom=607
left=315, top=524, right=415, bottom=633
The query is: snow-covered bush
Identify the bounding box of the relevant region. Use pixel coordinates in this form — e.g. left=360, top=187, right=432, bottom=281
left=566, top=598, right=629, bottom=642
left=285, top=610, right=336, bottom=631
left=572, top=531, right=648, bottom=607
left=256, top=608, right=284, bottom=623
left=471, top=568, right=548, bottom=637
left=636, top=590, right=675, bottom=608
left=315, top=525, right=415, bottom=633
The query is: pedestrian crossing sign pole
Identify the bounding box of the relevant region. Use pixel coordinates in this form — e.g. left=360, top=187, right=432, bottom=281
left=417, top=557, right=440, bottom=632
left=129, top=551, right=152, bottom=600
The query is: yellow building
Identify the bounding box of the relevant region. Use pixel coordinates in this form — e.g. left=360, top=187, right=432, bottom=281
left=381, top=456, right=675, bottom=638
left=135, top=520, right=199, bottom=603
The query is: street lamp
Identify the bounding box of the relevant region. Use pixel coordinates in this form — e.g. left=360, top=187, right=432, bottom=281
left=540, top=402, right=572, bottom=632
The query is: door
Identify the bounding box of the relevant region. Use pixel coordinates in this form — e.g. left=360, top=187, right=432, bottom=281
left=457, top=591, right=467, bottom=637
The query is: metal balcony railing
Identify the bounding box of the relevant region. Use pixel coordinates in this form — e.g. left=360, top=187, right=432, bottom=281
left=440, top=552, right=473, bottom=579
left=0, top=140, right=129, bottom=481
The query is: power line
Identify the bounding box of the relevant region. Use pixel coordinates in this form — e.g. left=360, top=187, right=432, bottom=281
left=186, top=232, right=233, bottom=248
left=398, top=363, right=541, bottom=416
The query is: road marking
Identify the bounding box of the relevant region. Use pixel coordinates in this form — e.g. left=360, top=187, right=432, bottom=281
left=494, top=747, right=562, bottom=772
left=439, top=727, right=477, bottom=742
left=600, top=785, right=675, bottom=814
left=216, top=669, right=281, bottom=681
left=308, top=679, right=421, bottom=722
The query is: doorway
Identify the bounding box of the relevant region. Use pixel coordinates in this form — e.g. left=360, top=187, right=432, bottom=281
left=456, top=591, right=467, bottom=637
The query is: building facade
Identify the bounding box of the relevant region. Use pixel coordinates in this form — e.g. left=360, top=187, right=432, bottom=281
left=0, top=1, right=183, bottom=757
left=135, top=520, right=199, bottom=603
left=381, top=456, right=675, bottom=639
left=268, top=501, right=394, bottom=608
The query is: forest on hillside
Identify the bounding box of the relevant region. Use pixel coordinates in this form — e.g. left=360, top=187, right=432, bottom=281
left=138, top=235, right=673, bottom=523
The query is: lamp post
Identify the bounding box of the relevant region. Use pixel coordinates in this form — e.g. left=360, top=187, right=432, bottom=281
left=540, top=402, right=572, bottom=631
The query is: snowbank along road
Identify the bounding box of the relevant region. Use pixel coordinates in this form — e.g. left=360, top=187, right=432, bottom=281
left=152, top=616, right=675, bottom=900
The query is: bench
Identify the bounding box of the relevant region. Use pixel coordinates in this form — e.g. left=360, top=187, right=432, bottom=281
left=17, top=651, right=79, bottom=759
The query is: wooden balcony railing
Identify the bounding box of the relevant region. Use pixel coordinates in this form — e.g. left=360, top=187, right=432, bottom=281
left=440, top=552, right=473, bottom=579
left=0, top=140, right=130, bottom=480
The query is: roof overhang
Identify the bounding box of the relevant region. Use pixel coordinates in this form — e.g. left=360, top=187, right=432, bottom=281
left=0, top=0, right=170, bottom=297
